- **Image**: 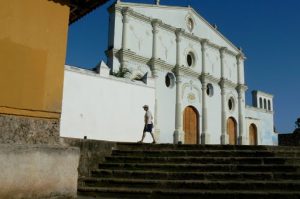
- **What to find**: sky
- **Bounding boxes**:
[66,0,300,134]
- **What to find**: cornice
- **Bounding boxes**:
[236,84,248,92]
[246,105,274,114]
[108,48,243,87]
[200,73,220,84]
[178,66,201,79]
[148,58,174,71]
[218,78,238,88]
[252,90,274,98]
[127,8,152,23]
[108,48,175,71]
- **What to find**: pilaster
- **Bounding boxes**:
[120,7,132,71]
[219,47,228,144]
[173,28,185,144]
[151,19,162,142]
[236,51,247,144]
[200,39,210,144]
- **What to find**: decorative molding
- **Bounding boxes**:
[200,73,220,84]
[107,47,244,86]
[218,78,238,89]
[181,81,201,103]
[115,2,242,54]
[236,84,248,92]
[178,66,201,79]
[115,5,241,57]
[246,105,274,114]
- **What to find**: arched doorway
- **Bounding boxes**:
[249,123,258,145]
[183,106,199,144]
[227,117,237,145]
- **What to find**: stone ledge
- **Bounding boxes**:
[0,114,60,144]
[0,144,80,199]
[61,137,117,178]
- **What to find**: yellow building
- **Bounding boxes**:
[0,0,109,144]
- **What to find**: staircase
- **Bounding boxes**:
[78,143,300,198]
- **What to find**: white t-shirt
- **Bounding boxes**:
[144,110,153,124]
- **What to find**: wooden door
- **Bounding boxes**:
[227,117,237,145]
[249,124,258,145]
[184,106,199,144]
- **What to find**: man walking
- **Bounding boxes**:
[138,105,156,144]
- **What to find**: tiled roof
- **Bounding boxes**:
[50,0,110,24]
[69,0,110,24]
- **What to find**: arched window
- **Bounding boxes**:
[259,97,263,108]
[268,100,271,111]
[264,99,267,109]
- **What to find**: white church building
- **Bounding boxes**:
[61,1,277,145]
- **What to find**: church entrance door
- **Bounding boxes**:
[249,124,258,145]
[183,106,199,144]
[227,117,237,145]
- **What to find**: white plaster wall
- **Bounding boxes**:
[224,54,238,83]
[60,67,155,142]
[206,82,222,144]
[181,37,202,73]
[155,70,176,143]
[245,106,277,145]
[109,3,244,84]
[206,47,220,78]
[127,4,239,53]
[157,28,176,65]
[127,17,152,58]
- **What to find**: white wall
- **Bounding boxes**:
[155,70,176,143]
[245,106,277,145]
[60,66,155,142]
[128,4,239,53]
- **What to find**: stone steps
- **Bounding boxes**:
[81,177,300,190]
[105,156,300,165]
[90,169,300,181]
[112,149,300,158]
[115,143,300,151]
[98,163,298,172]
[78,187,300,199]
[78,143,300,198]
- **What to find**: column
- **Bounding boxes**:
[236,54,246,145]
[151,19,161,142]
[219,47,228,144]
[120,7,131,72]
[200,39,210,144]
[173,28,184,144]
[121,7,130,50]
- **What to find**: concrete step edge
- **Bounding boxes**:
[78,186,300,194]
[80,177,300,184]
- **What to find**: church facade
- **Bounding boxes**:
[61,1,277,145]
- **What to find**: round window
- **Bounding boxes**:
[187,52,195,67]
[206,83,214,97]
[165,73,175,88]
[228,97,235,111]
